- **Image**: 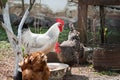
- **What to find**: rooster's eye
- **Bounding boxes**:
[58,24,62,26]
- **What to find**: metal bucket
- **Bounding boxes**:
[17,63,69,80]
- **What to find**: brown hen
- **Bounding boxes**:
[19,51,50,80]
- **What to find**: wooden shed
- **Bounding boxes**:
[77,0,120,43]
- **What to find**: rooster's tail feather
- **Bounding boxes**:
[22,23,29,29]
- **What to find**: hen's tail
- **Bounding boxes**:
[22,23,29,29]
[13,16,29,30]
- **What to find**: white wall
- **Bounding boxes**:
[13,0,68,13]
[11,0,77,13]
[41,0,67,13]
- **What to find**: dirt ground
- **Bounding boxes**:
[0,42,120,80]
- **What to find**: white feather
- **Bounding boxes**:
[21,22,61,54]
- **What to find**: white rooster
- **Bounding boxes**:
[21,18,64,54]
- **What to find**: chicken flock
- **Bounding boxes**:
[19,19,86,80]
[19,18,64,80]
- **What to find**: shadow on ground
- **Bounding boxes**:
[63,74,89,80]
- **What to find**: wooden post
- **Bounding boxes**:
[100,6,105,44]
[21,0,25,15]
[78,0,88,44]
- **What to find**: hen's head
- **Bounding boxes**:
[56,18,64,32]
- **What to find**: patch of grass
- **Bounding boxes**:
[87,29,120,44]
[0,53,4,60]
[0,41,11,49]
[95,70,119,76]
[59,29,69,43]
[0,41,13,60]
[0,24,18,41]
[89,64,93,69]
[0,24,70,43]
[0,41,10,60]
[0,26,8,41]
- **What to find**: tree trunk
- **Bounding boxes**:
[1,1,35,79]
[2,3,22,79]
[100,6,105,44]
[78,1,88,44]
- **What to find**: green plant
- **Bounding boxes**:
[0,26,8,41]
[0,24,18,41]
[0,41,10,49]
[59,29,69,43]
[95,71,119,76]
[21,46,26,57]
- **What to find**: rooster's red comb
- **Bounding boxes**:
[56,18,64,25]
